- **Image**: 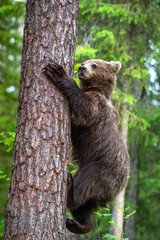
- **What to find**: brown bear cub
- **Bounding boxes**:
[43,60,130,234]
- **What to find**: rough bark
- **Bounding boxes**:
[124,135,138,240]
[3,0,79,239]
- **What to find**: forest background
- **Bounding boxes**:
[0,0,160,240]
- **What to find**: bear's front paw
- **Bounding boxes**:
[42,62,67,81]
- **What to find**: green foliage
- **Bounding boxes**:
[75,45,97,62]
[128,111,150,132]
[73,63,81,84]
[66,211,72,218]
[102,233,122,239]
[124,210,136,220]
[0,169,10,181]
[68,162,77,174]
[0,219,4,238]
[0,1,25,238]
[94,205,135,240]
[102,221,129,239]
[113,89,137,106]
[0,0,25,131]
[0,132,15,152]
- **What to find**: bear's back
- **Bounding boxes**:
[71,92,128,170]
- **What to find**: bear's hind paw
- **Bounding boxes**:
[66,219,92,234]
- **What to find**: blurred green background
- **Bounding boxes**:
[0,0,160,239]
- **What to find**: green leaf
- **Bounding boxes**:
[124,210,136,220]
[0,131,15,152]
[66,212,72,217]
[108,221,119,229]
[102,233,119,239]
[70,169,77,174]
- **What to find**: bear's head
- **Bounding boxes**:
[78,59,121,98]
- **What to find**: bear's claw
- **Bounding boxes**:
[42,62,67,79]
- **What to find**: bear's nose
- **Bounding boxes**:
[78,65,87,73]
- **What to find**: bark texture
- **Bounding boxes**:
[3,0,79,239]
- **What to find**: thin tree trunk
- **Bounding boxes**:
[109,11,131,235]
[109,78,140,240]
[124,135,138,240]
[109,102,129,239]
[123,70,141,240]
[3,0,79,239]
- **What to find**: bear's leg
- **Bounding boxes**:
[67,162,103,210]
[66,201,94,234]
[66,163,104,234]
[67,172,75,209]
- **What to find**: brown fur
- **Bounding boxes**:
[43,60,130,234]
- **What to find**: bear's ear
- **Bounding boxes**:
[109,61,121,73]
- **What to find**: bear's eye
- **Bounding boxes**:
[91,64,97,70]
[108,79,112,83]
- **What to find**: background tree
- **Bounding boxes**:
[3,0,79,239]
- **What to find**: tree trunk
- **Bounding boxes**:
[124,135,138,240]
[109,101,129,240]
[109,15,131,236]
[3,0,79,239]
[109,74,140,240]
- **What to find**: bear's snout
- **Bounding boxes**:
[78,65,87,74]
